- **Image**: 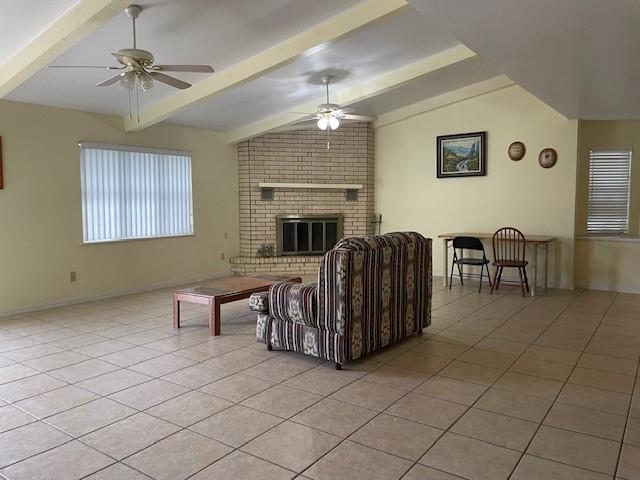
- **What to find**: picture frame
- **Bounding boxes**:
[436,131,487,178]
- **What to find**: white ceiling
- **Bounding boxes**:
[0,0,80,64]
[408,0,640,120]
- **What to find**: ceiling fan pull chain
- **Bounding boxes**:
[128,87,132,120]
[136,83,140,123]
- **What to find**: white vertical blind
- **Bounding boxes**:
[587,147,632,235]
[80,144,193,243]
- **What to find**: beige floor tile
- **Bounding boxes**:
[124,430,232,480]
[145,390,232,427]
[585,341,640,360]
[0,373,68,403]
[522,345,581,366]
[410,339,469,359]
[127,354,196,377]
[161,364,234,388]
[625,417,640,446]
[569,367,635,394]
[362,365,431,390]
[283,367,358,395]
[330,380,407,411]
[81,412,180,460]
[527,425,620,475]
[402,464,465,479]
[388,351,452,374]
[494,372,564,400]
[242,421,340,473]
[191,451,294,480]
[100,346,164,367]
[46,397,136,436]
[386,392,467,429]
[72,339,133,357]
[14,385,98,418]
[304,440,411,480]
[511,455,610,480]
[474,338,528,356]
[544,402,627,441]
[420,432,520,480]
[292,398,376,437]
[84,462,150,480]
[202,350,270,372]
[243,356,319,383]
[349,413,442,461]
[629,395,640,418]
[75,369,152,396]
[618,443,640,480]
[200,372,274,402]
[509,357,573,381]
[0,405,35,433]
[535,334,588,352]
[50,334,107,350]
[414,375,487,406]
[451,408,537,451]
[241,385,322,418]
[1,440,113,480]
[108,379,189,410]
[191,404,281,447]
[48,359,120,383]
[3,344,64,362]
[439,360,503,386]
[457,348,517,370]
[557,383,631,416]
[0,421,71,467]
[172,342,236,361]
[0,364,40,384]
[577,353,639,376]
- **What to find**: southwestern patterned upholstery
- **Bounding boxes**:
[250,232,432,366]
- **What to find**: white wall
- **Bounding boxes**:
[375,85,578,288]
[0,100,238,314]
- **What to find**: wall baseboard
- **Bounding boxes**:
[0,270,232,318]
[575,281,640,295]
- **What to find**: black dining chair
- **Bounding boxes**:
[449,236,493,293]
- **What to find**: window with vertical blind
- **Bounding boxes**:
[80,143,193,243]
[587,147,632,235]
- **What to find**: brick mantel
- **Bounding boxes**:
[233,123,375,274]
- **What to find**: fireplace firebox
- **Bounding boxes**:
[277,214,343,256]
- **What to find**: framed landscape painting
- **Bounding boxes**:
[436,131,486,178]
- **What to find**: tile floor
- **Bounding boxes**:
[0,278,639,479]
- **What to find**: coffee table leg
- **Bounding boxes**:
[173,295,180,329]
[209,298,222,336]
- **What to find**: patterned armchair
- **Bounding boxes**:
[249,232,432,369]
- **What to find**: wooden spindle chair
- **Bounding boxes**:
[490,227,530,297]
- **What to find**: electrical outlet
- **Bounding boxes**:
[224,232,228,240]
[220,252,225,260]
[70,271,77,283]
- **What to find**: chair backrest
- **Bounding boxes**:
[317,232,432,360]
[492,227,526,262]
[453,236,485,252]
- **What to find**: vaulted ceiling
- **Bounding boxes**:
[1,0,638,143]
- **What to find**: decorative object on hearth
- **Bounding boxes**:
[0,136,3,190]
[257,244,275,257]
[437,132,487,178]
[508,141,526,161]
[538,148,557,168]
[49,5,214,121]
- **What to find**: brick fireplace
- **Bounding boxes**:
[230,122,375,276]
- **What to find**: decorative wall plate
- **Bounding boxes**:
[538,148,557,168]
[508,141,526,161]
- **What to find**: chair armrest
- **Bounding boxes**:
[268,281,318,327]
[248,292,269,313]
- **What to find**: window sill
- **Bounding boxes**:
[82,234,195,246]
[577,235,640,244]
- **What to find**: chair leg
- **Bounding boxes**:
[335,363,342,370]
[523,268,530,293]
[485,263,493,288]
[478,264,483,293]
[490,267,500,294]
[496,267,504,291]
[449,259,455,290]
[518,267,526,297]
[456,261,464,286]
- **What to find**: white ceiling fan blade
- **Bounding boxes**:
[96,74,123,87]
[152,65,214,73]
[341,114,376,122]
[334,106,355,115]
[150,72,191,89]
[49,65,124,70]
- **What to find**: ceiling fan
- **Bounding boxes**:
[49,5,214,117]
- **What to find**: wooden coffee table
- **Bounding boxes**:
[173,274,301,336]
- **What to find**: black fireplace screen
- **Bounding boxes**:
[277,214,343,255]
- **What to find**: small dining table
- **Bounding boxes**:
[438,232,556,296]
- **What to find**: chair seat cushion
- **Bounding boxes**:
[493,260,528,267]
[455,258,489,265]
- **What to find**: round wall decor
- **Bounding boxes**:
[538,148,557,168]
[508,141,526,161]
